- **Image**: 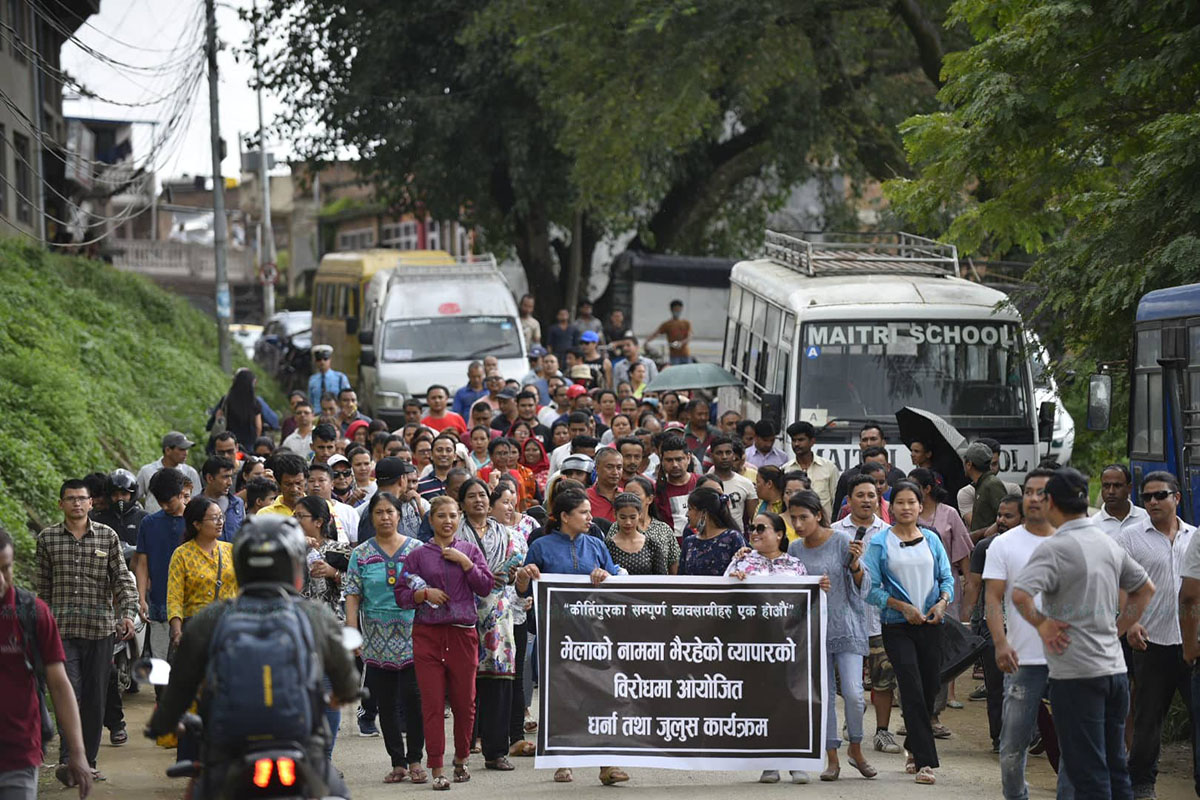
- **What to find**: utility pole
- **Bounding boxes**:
[206,0,232,373]
[254,0,276,321]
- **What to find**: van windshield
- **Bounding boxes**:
[381,316,524,362]
[798,320,1031,428]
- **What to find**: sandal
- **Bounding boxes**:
[384,767,408,784]
[453,762,471,783]
[409,765,429,784]
[554,768,574,783]
[915,766,936,785]
[524,718,539,733]
[599,767,629,785]
[905,753,917,775]
[509,740,536,757]
[471,740,482,754]
[485,757,515,771]
[432,775,451,791]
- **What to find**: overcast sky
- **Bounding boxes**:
[61,0,290,185]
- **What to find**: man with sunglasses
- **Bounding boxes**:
[307,344,351,407]
[1115,470,1196,800]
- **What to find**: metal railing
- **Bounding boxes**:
[763,230,959,277]
[109,240,257,284]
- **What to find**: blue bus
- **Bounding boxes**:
[1090,282,1200,523]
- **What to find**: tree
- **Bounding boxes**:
[259,0,955,315]
[885,0,1200,362]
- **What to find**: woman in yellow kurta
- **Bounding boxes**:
[167,497,238,646]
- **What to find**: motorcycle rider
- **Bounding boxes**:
[91,469,147,548]
[145,515,360,799]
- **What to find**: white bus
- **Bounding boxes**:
[720,231,1054,482]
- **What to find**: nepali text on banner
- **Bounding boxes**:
[533,575,828,770]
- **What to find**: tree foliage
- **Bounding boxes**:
[886,0,1200,361]
[258,0,954,313]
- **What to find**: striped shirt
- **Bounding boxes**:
[36,520,139,640]
[1114,518,1197,646]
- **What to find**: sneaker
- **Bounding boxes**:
[991,740,1000,754]
[1028,734,1045,755]
[356,709,380,738]
[969,685,988,701]
[759,770,780,784]
[873,730,902,754]
[1132,786,1157,800]
[789,771,809,784]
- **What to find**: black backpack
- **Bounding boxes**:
[15,587,55,742]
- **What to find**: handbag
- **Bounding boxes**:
[939,616,987,683]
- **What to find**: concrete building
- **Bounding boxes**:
[0,0,99,242]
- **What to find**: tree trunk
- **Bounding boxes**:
[511,200,563,323]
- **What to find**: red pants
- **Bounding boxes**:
[413,623,479,768]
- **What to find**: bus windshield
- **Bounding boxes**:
[381,316,524,362]
[798,320,1031,428]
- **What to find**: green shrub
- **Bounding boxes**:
[0,239,282,584]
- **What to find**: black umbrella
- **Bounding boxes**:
[894,407,969,500]
[939,617,987,683]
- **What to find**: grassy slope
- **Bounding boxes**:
[0,238,282,582]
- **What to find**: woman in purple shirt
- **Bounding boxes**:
[396,496,493,790]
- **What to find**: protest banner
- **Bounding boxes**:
[534,575,827,770]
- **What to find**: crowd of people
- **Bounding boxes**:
[2,305,1199,799]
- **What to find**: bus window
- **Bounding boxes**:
[728,285,742,320]
[1189,326,1200,459]
[765,304,781,345]
[1132,327,1164,458]
[774,348,791,397]
[782,313,796,346]
[738,290,753,327]
[751,296,767,338]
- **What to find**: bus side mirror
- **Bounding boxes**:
[761,393,784,433]
[1038,401,1056,441]
[359,351,376,367]
[1087,374,1112,431]
[345,316,359,335]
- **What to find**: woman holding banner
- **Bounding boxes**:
[860,481,955,786]
[785,491,877,782]
[516,488,630,786]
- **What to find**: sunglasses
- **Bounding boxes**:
[331,470,353,479]
[750,524,774,534]
[1143,490,1175,503]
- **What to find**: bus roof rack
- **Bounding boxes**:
[763,230,959,278]
[385,253,500,286]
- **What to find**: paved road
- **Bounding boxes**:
[41,674,1197,799]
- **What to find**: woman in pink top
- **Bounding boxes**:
[396,496,494,790]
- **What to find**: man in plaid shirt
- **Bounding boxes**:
[36,479,138,786]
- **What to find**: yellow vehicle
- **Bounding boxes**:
[311,249,456,376]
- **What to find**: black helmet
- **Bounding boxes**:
[232,514,307,586]
[106,469,138,497]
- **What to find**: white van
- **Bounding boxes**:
[357,254,527,427]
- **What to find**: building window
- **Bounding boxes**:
[426,220,440,250]
[0,125,7,218]
[336,227,374,250]
[8,0,28,63]
[456,225,470,256]
[381,220,418,250]
[13,134,32,225]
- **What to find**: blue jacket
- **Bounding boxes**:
[308,369,351,407]
[452,385,489,418]
[861,526,955,625]
[220,492,245,543]
[524,529,618,576]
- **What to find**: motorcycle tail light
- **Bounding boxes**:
[252,758,273,788]
[276,758,296,787]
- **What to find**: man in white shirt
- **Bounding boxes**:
[832,476,895,754]
[1091,463,1151,537]
[707,435,757,530]
[136,432,202,514]
[981,468,1061,800]
[280,400,315,457]
[1115,470,1196,799]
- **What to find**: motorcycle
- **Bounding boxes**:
[134,628,365,800]
[114,543,147,694]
